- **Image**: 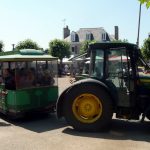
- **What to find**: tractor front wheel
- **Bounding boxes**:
[63,85,113,131]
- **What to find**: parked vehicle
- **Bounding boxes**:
[0,49,58,118]
[56,42,150,131]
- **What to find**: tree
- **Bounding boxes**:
[0,41,4,52]
[15,39,41,50]
[141,38,150,60]
[80,40,96,55]
[49,39,70,66]
[139,0,150,8]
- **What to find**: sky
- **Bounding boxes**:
[0,0,150,51]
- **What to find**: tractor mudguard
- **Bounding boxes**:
[56,78,116,118]
[56,86,72,118]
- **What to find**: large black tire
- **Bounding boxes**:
[63,84,113,132]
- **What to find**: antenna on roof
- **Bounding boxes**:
[62,19,66,27]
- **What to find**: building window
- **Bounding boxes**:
[71,46,78,54]
[71,32,76,42]
[102,33,106,41]
[72,47,75,53]
[86,33,92,41]
[75,46,77,54]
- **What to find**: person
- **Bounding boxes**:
[21,68,35,88]
[16,68,35,88]
[41,70,54,86]
[64,64,69,74]
[94,67,101,78]
[27,68,35,85]
[58,65,62,77]
[3,69,16,90]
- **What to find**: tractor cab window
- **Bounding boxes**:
[90,50,104,79]
[106,48,132,88]
[107,48,131,81]
[106,47,133,107]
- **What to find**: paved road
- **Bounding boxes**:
[0,77,150,150]
[58,76,72,94]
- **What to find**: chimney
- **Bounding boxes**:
[114,26,119,40]
[63,25,70,39]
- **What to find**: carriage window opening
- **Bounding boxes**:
[15,60,57,89]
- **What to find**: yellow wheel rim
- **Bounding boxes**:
[72,93,102,123]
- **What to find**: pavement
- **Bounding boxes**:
[58,76,72,94]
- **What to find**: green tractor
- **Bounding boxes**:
[56,42,150,131]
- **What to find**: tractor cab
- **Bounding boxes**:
[88,43,150,118]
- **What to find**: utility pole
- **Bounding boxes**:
[136,3,142,47]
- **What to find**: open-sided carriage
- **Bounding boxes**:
[0,49,58,118]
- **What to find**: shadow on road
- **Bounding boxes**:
[0,113,67,133]
[62,119,150,142]
[1,112,150,143]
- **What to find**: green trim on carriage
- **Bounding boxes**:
[0,86,58,112]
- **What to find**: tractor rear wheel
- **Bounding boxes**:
[63,84,113,131]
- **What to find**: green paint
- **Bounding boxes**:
[0,86,58,114]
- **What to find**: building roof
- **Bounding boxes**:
[64,27,115,42]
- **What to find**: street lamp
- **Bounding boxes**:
[136,3,142,47]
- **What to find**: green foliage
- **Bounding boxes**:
[15,39,41,50]
[139,0,150,8]
[141,38,150,60]
[0,41,4,52]
[80,40,96,54]
[49,39,70,61]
